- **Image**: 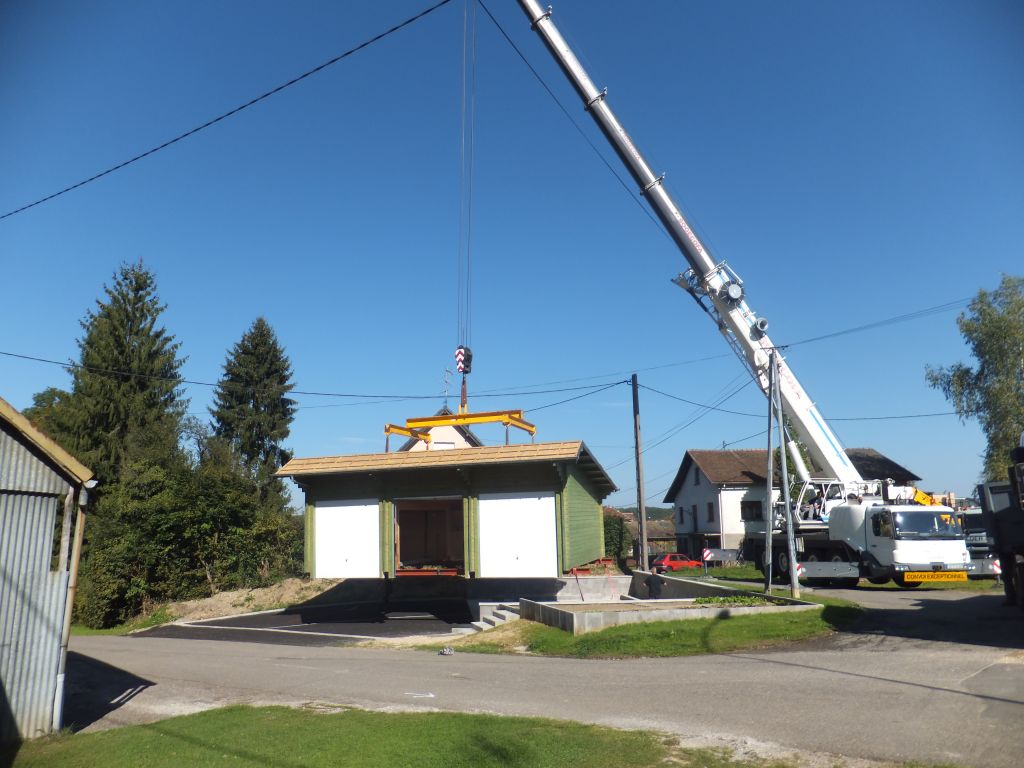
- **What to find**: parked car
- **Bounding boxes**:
[651,553,702,571]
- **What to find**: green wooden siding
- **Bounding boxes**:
[298,459,608,577]
[303,499,315,575]
[560,467,604,570]
[380,499,394,576]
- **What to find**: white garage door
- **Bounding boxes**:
[478,492,557,577]
[314,499,380,578]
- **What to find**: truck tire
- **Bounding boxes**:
[894,573,922,589]
[774,550,791,583]
[1016,562,1024,611]
[867,576,890,585]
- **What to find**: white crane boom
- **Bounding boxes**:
[518,0,862,486]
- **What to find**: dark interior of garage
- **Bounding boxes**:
[395,499,464,575]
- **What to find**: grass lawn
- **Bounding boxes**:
[7,706,668,768]
[70,606,178,636]
[449,594,861,659]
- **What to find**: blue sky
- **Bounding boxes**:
[2,0,1021,506]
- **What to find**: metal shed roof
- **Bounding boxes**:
[278,440,617,497]
[0,395,93,487]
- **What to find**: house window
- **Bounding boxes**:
[741,500,763,521]
[678,506,685,523]
[691,504,697,524]
[694,470,700,486]
[706,502,715,523]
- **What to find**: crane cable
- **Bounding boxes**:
[456,0,478,350]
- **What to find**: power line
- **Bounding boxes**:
[0,348,623,403]
[638,383,762,418]
[526,379,627,413]
[0,0,454,222]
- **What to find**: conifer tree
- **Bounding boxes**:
[66,261,186,482]
[210,317,296,497]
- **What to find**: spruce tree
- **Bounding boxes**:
[210,317,296,497]
[66,261,186,482]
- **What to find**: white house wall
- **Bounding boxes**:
[478,492,557,577]
[406,425,471,452]
[669,465,777,549]
[314,499,380,578]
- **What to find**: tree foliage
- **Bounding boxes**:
[29,263,303,628]
[926,275,1024,481]
[210,317,296,499]
[603,508,634,562]
[65,261,187,482]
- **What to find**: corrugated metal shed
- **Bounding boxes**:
[0,396,92,745]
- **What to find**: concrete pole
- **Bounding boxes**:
[763,354,775,593]
[632,374,649,571]
[773,354,800,598]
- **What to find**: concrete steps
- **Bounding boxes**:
[465,602,521,633]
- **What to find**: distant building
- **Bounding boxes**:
[663,447,924,555]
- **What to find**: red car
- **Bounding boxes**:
[651,553,703,571]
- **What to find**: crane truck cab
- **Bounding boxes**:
[826,502,970,586]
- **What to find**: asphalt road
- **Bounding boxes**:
[66,586,1024,767]
[138,600,476,647]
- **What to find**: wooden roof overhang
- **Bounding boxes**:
[278,440,617,499]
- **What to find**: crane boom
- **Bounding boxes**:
[518,0,862,486]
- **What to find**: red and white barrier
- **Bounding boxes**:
[993,560,1002,576]
[796,563,806,578]
[702,548,712,562]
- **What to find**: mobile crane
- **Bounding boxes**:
[518,0,972,586]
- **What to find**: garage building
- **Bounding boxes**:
[277,441,615,579]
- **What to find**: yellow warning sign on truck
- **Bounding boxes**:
[903,571,968,582]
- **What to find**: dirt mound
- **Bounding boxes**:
[166,578,342,622]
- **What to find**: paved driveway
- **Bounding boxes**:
[137,599,476,646]
[67,586,1024,767]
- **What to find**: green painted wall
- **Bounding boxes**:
[303,499,315,575]
[561,467,604,570]
[380,499,394,576]
[298,460,607,577]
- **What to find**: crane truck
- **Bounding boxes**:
[517,0,972,587]
[976,434,1024,608]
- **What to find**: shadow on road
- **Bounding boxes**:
[821,587,1024,650]
[63,652,154,733]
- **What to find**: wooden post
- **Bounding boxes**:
[632,374,649,571]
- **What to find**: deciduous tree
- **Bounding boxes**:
[926,275,1024,480]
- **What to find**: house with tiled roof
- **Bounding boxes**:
[663,447,923,555]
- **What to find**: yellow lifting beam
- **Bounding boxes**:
[384,424,433,453]
[383,409,537,451]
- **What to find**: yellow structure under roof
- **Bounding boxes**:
[384,408,535,451]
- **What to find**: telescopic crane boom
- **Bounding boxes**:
[518,0,862,488]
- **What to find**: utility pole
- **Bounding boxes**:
[772,353,800,598]
[763,355,775,593]
[632,374,649,571]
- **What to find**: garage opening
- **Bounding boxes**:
[394,499,465,576]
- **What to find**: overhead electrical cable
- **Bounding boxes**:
[0,0,454,222]
[525,379,627,414]
[0,349,623,402]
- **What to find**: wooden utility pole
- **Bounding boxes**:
[632,374,649,571]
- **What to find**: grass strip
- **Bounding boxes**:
[451,595,861,659]
[8,705,666,768]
